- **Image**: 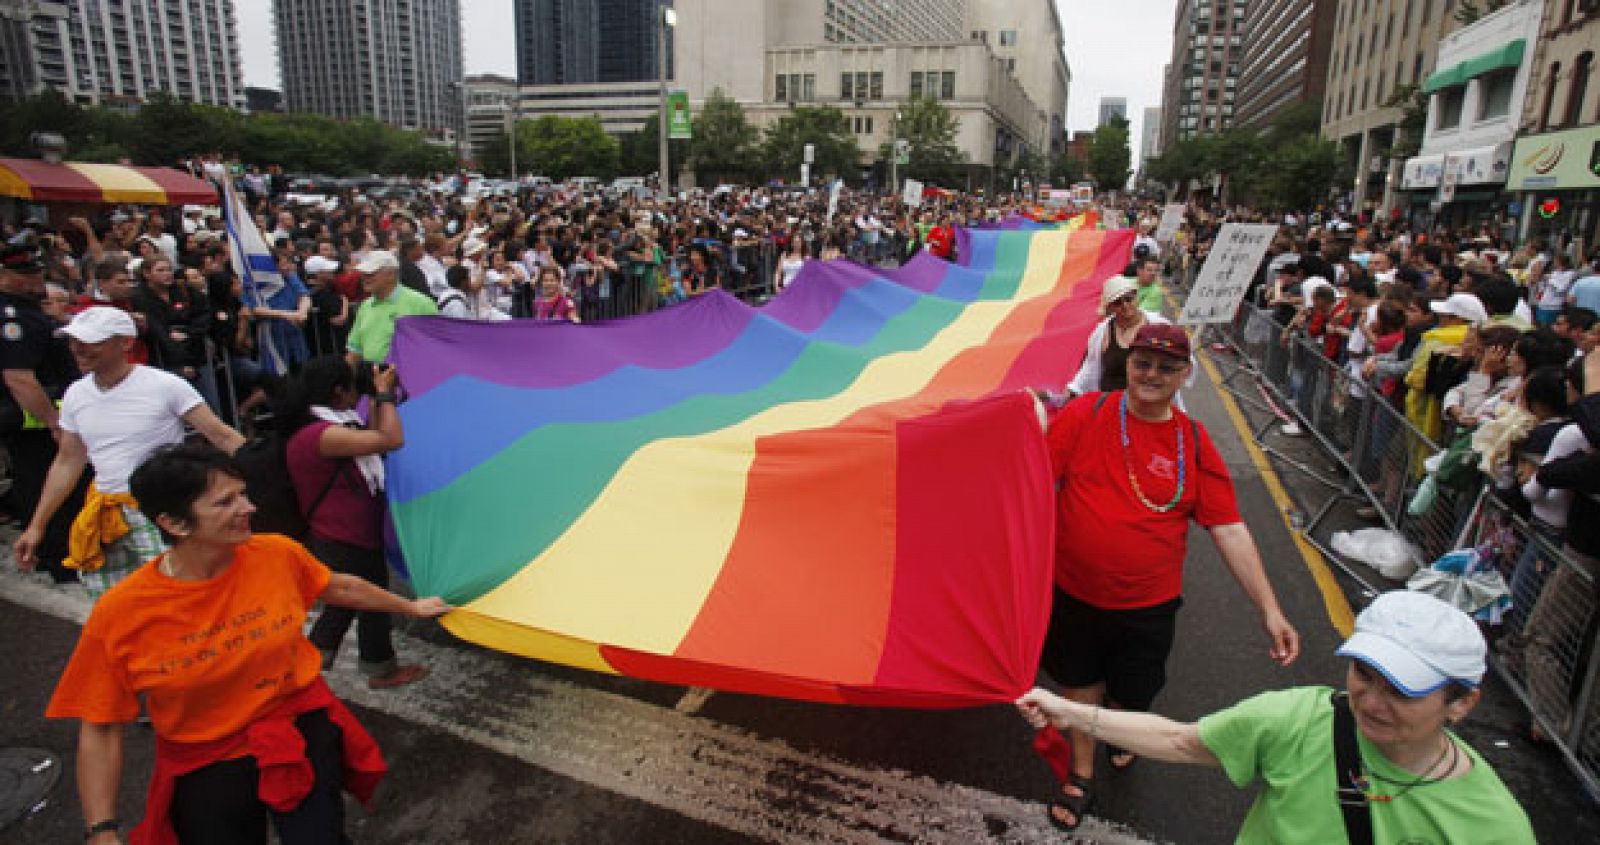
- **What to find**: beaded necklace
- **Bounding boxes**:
[1119,393,1185,513]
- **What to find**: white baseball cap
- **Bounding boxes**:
[461,237,488,258]
[1430,292,1489,327]
[1336,591,1487,696]
[57,306,137,343]
[1100,276,1139,310]
[355,250,399,274]
[304,256,340,275]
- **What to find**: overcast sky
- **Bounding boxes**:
[237,0,1175,160]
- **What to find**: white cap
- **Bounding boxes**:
[1430,292,1489,327]
[1336,591,1487,696]
[57,306,137,343]
[304,256,340,275]
[461,237,487,258]
[355,250,399,274]
[1100,275,1139,310]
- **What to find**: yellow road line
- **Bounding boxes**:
[1195,344,1357,638]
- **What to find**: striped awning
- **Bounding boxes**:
[0,158,218,205]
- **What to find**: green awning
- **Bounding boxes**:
[1422,39,1526,94]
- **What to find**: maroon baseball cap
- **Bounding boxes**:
[1129,323,1191,360]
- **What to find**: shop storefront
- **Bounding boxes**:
[1398,142,1514,235]
[1508,124,1600,259]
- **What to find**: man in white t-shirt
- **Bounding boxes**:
[12,307,243,598]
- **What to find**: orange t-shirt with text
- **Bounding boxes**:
[47,533,332,743]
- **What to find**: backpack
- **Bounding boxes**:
[234,428,342,540]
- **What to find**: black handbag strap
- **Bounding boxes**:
[1331,692,1375,845]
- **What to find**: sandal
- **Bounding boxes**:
[1107,744,1138,770]
[367,664,430,690]
[1046,773,1095,832]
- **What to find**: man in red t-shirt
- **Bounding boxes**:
[925,216,956,261]
[1035,322,1300,831]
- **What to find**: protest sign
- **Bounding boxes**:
[1178,223,1278,325]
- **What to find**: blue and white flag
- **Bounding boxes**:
[207,164,288,374]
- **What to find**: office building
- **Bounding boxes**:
[1396,0,1543,229]
[515,0,671,86]
[965,0,1070,155]
[1099,97,1127,126]
[1507,0,1599,255]
[275,0,462,136]
[1159,0,1248,153]
[0,0,244,108]
[1321,0,1459,215]
[1233,0,1337,127]
[671,0,1064,185]
[1140,105,1162,163]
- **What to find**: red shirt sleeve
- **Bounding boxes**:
[1045,392,1097,480]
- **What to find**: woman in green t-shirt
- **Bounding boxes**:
[1017,591,1535,843]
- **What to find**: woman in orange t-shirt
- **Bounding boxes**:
[47,443,450,845]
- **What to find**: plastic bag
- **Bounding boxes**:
[1406,547,1512,623]
[1407,475,1439,516]
[1332,527,1423,580]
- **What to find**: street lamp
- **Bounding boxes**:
[503,92,520,180]
[658,6,678,197]
[890,109,901,197]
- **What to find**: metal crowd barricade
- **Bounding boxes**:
[1197,294,1600,802]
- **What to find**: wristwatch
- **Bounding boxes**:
[373,392,397,404]
[85,819,120,840]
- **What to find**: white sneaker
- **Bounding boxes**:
[1280,421,1305,437]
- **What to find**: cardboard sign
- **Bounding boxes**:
[902,178,924,208]
[1179,223,1278,326]
[1155,203,1185,244]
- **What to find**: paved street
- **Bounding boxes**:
[2,337,1595,844]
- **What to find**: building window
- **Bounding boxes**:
[1565,51,1593,127]
[870,71,882,100]
[776,73,787,101]
[909,71,922,98]
[1477,69,1515,120]
[1436,87,1465,130]
[841,72,853,100]
[1541,61,1562,129]
[940,71,955,99]
[803,73,815,102]
[999,29,1017,46]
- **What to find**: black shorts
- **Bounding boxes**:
[1039,588,1182,712]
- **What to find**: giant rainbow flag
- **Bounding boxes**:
[386,226,1134,708]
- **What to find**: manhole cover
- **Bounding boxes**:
[0,748,61,830]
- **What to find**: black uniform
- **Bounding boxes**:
[0,291,82,581]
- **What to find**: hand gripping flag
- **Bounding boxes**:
[207,164,288,374]
[386,227,1134,707]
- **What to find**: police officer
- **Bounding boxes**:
[1,242,81,582]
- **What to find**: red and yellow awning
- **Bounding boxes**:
[0,158,217,206]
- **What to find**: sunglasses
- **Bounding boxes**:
[1129,357,1186,376]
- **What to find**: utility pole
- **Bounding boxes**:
[506,94,518,180]
[657,7,677,197]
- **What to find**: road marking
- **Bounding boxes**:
[1194,347,1357,637]
[1,568,1163,845]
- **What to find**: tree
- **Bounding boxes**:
[615,113,689,185]
[761,106,860,184]
[1258,134,1347,210]
[1087,116,1132,192]
[881,96,964,184]
[516,115,620,180]
[1453,0,1510,25]
[688,88,759,184]
[129,93,244,165]
[1047,152,1084,186]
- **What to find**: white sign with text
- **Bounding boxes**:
[1179,223,1278,326]
[1155,203,1186,244]
[902,179,924,208]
